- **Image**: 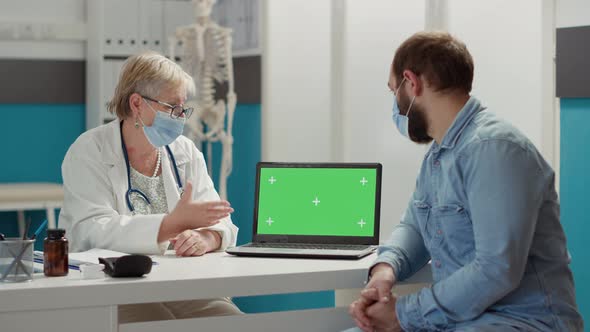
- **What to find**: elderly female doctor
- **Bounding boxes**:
[59,51,241,322]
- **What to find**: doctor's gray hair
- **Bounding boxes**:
[107,51,196,119]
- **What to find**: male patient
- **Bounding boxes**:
[349,32,583,331]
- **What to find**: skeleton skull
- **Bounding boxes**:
[193,0,217,18]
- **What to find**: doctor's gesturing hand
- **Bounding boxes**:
[157,181,234,252]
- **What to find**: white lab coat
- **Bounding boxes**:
[59,120,238,254]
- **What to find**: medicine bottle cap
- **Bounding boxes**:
[47,229,66,240]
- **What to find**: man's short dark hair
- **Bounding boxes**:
[393,31,474,94]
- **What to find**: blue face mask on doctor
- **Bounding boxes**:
[139,98,186,148]
[392,77,416,139]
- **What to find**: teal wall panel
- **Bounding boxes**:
[234,291,335,314]
[0,104,85,249]
[560,98,590,326]
[0,104,85,183]
[204,103,261,245]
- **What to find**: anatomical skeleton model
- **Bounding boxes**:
[169,0,236,200]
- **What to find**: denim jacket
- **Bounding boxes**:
[373,97,583,331]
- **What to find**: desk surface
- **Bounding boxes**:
[0,252,432,313]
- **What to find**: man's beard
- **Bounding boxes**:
[398,92,433,144]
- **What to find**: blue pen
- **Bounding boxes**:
[30,219,48,240]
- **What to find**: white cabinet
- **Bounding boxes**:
[86,0,194,129]
[140,0,165,54]
[213,0,260,56]
[162,0,193,59]
[103,0,140,56]
[86,0,261,129]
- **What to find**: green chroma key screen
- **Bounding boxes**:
[256,167,378,237]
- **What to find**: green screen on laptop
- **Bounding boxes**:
[256,167,378,237]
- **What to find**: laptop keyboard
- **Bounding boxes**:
[244,243,371,251]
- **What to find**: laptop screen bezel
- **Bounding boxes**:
[252,162,382,245]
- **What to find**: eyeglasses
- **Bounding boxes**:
[141,95,194,119]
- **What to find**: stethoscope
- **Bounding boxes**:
[120,121,184,214]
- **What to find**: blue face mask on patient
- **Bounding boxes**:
[391,77,415,139]
[139,99,186,148]
[392,96,410,138]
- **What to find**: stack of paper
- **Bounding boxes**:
[34,249,158,271]
[34,248,130,271]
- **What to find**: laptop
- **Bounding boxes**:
[226,162,382,259]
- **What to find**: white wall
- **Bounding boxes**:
[261,0,333,162]
[337,0,426,239]
[447,0,553,155]
[262,0,426,239]
[556,0,590,27]
[262,0,554,239]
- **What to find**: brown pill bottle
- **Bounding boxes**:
[44,229,69,277]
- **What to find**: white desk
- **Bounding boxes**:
[0,252,432,332]
[0,183,64,235]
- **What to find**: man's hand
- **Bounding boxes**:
[349,297,374,332]
[169,229,221,256]
[364,263,396,303]
[349,263,397,331]
[363,288,402,332]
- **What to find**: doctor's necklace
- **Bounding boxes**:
[152,148,161,178]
